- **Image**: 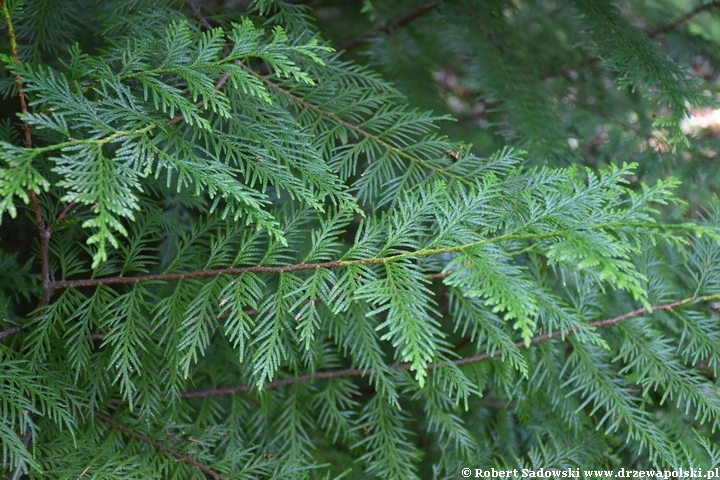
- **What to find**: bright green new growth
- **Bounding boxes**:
[1,0,720,478]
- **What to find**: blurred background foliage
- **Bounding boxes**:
[306,0,720,211]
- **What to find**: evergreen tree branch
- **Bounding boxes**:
[2,1,719,473]
[184,0,469,186]
[181,293,720,398]
[23,125,156,155]
[336,2,440,53]
[49,241,490,290]
[52,257,384,289]
[648,1,720,38]
[169,0,232,127]
[1,0,52,307]
[94,412,227,480]
[49,222,704,291]
[77,1,220,130]
[1,1,31,150]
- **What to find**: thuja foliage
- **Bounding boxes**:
[1,0,720,477]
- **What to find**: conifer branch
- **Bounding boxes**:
[51,201,76,228]
[45,244,461,290]
[1,0,31,150]
[648,1,720,38]
[185,0,468,185]
[24,125,156,155]
[1,0,52,307]
[94,412,227,480]
[49,221,703,291]
[336,2,440,53]
[182,293,720,398]
[43,231,575,289]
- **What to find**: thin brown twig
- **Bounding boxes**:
[94,412,227,480]
[454,295,697,366]
[648,1,720,38]
[181,293,717,398]
[184,0,213,30]
[52,257,384,290]
[50,252,457,290]
[49,222,700,291]
[1,4,48,476]
[54,201,76,224]
[426,270,452,280]
[1,6,31,149]
[0,326,22,340]
[1,0,53,307]
[336,2,440,53]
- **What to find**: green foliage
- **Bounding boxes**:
[1,0,720,478]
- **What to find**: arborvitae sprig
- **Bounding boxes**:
[1,0,720,478]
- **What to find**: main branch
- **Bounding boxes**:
[50,222,703,291]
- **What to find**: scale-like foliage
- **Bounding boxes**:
[1,0,720,478]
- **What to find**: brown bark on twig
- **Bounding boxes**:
[336,3,439,53]
[95,412,227,480]
[648,1,720,38]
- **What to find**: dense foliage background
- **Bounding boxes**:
[2,0,720,478]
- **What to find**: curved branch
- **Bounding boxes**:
[0,326,22,340]
[184,0,213,31]
[337,2,439,52]
[648,1,720,39]
[1,4,49,476]
[1,0,52,306]
[181,293,719,398]
[95,412,227,480]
